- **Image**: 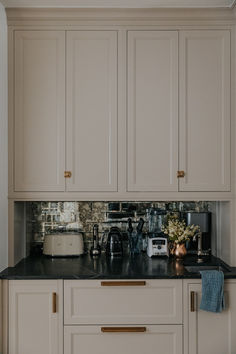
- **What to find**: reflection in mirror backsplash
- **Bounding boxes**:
[26,201,216,255]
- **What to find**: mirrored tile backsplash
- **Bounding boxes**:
[26,201,216,255]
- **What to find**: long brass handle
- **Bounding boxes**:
[190,291,195,312]
[52,292,57,313]
[101,327,146,333]
[101,281,146,287]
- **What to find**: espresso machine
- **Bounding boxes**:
[184,212,211,255]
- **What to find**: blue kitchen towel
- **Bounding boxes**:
[200,270,225,313]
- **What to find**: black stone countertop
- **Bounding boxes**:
[1,253,236,280]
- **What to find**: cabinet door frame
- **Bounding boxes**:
[127,30,179,192]
[184,279,236,354]
[179,30,231,192]
[9,280,63,354]
[8,25,233,199]
[64,279,183,325]
[66,30,118,192]
[64,325,183,354]
[14,30,66,192]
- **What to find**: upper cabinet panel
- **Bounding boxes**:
[179,30,231,192]
[66,31,118,192]
[127,31,178,192]
[14,31,66,192]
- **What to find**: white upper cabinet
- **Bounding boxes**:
[127,31,178,192]
[179,30,231,192]
[11,27,232,196]
[66,31,118,192]
[14,31,66,192]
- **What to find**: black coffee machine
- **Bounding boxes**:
[184,212,211,255]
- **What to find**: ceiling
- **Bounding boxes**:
[1,0,236,8]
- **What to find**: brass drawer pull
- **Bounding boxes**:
[190,291,195,312]
[101,327,146,333]
[101,281,146,287]
[52,292,57,313]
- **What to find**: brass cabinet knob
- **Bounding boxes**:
[177,170,185,178]
[64,171,72,178]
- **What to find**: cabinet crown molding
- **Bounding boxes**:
[5,7,236,24]
[2,0,236,8]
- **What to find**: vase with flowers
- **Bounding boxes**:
[162,215,200,259]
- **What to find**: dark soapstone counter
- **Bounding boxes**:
[1,253,236,280]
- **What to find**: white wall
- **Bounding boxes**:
[0,3,8,271]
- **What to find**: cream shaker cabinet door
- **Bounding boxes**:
[184,281,236,354]
[179,31,230,192]
[9,280,63,354]
[64,325,183,354]
[127,31,178,192]
[64,279,182,325]
[66,31,118,192]
[14,31,66,192]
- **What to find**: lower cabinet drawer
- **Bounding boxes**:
[64,279,182,325]
[64,325,183,354]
